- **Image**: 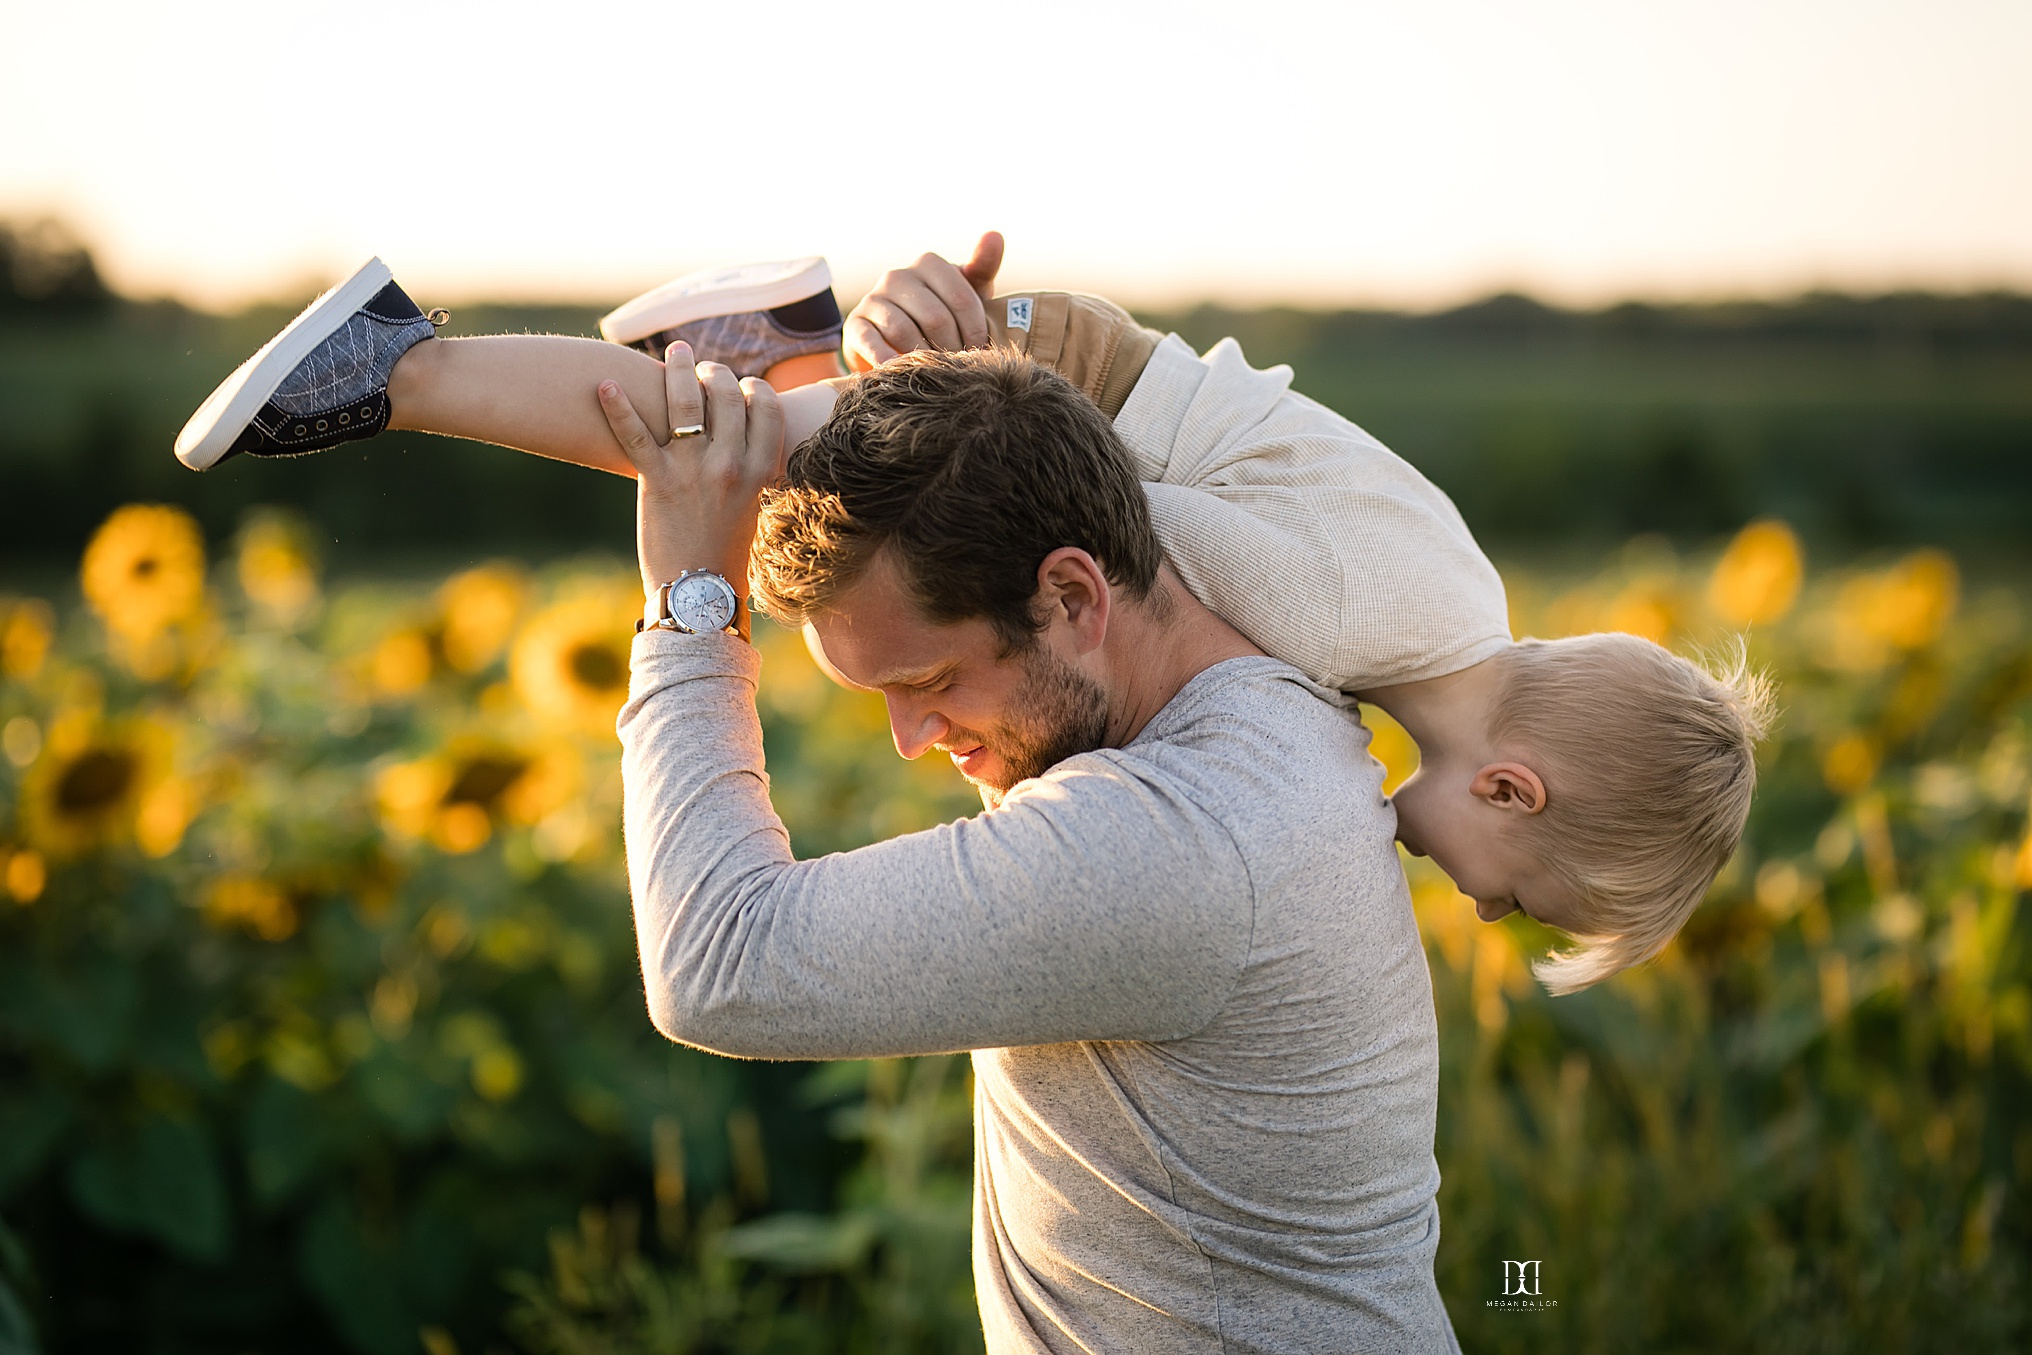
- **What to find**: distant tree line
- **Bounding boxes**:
[0,218,112,315]
[2,219,2029,565]
[1149,287,2032,349]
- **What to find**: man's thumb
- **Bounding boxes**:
[961,231,1004,301]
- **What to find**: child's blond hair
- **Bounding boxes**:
[1489,633,1775,994]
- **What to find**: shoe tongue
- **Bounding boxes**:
[364,280,425,322]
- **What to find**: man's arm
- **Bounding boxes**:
[619,636,1251,1060]
[599,366,1250,1061]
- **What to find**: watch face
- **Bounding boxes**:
[669,573,737,633]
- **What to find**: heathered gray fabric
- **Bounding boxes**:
[620,643,1459,1354]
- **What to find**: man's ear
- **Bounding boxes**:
[1035,547,1110,654]
[1469,761,1548,815]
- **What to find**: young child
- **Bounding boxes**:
[174,243,1770,994]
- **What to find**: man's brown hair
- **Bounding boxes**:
[752,348,1164,649]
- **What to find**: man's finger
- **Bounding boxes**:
[697,362,748,481]
[597,380,660,473]
[961,231,1005,305]
[911,251,990,349]
[844,316,899,371]
[664,340,705,436]
[739,377,787,482]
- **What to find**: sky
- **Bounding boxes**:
[3,0,2027,312]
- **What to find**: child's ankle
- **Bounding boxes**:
[763,350,845,390]
[383,331,442,430]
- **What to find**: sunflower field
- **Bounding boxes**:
[1,506,2027,1353]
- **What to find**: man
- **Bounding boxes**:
[598,347,1459,1353]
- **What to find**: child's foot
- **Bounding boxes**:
[599,257,842,381]
[174,258,438,471]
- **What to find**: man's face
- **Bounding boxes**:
[808,553,1110,803]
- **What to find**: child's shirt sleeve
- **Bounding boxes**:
[1117,334,1512,690]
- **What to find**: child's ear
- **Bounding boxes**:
[1470,762,1548,815]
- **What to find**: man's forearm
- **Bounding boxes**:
[618,634,1249,1061]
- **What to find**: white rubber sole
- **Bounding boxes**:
[598,256,831,348]
[174,257,394,471]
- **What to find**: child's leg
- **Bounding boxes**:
[174,257,843,475]
[386,333,841,477]
[386,334,663,478]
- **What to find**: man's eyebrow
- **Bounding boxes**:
[868,660,957,689]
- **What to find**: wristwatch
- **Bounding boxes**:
[639,570,748,640]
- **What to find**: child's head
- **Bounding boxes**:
[1392,633,1774,995]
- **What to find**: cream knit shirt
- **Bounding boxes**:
[1121,333,1510,691]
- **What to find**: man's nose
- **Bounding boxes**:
[885,694,948,761]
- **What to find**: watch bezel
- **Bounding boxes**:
[647,570,740,635]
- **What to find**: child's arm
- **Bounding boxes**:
[846,246,1511,692]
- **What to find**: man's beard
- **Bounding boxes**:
[967,646,1111,806]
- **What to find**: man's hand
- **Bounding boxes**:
[597,340,784,600]
[844,231,1005,371]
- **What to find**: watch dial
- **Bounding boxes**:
[671,574,736,633]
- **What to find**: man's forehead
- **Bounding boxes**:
[807,554,994,688]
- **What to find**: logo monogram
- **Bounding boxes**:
[1006,297,1034,332]
[1502,1260,1541,1296]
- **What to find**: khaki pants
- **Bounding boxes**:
[984,292,1161,421]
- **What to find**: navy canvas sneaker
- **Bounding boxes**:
[599,256,842,379]
[174,258,439,471]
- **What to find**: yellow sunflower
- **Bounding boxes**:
[370,628,435,697]
[1,600,54,680]
[1826,550,1961,671]
[235,512,321,624]
[203,873,298,941]
[511,580,639,735]
[80,505,207,643]
[374,738,581,854]
[18,711,172,858]
[1603,576,1683,645]
[1708,519,1803,626]
[439,565,528,674]
[3,848,46,904]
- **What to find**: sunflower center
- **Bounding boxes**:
[56,748,138,815]
[568,642,624,692]
[444,756,529,809]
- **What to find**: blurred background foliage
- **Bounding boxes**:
[0,224,2028,1351]
[4,219,2032,574]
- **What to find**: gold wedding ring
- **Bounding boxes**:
[670,423,706,439]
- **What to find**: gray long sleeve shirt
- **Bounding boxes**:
[620,638,1459,1352]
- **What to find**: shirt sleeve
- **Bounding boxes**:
[1118,336,1513,689]
[618,632,1256,1061]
